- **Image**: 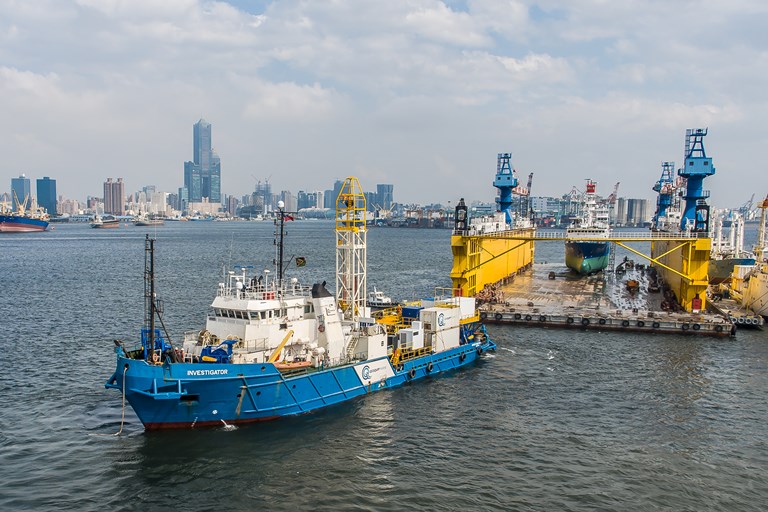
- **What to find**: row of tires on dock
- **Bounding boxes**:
[729,315,762,326]
[479,311,728,334]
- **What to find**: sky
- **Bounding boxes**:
[1,0,766,208]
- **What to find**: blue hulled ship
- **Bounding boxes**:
[565,180,611,275]
[0,199,49,232]
[105,178,496,430]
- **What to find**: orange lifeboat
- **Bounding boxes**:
[274,360,312,371]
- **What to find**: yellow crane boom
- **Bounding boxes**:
[267,330,295,363]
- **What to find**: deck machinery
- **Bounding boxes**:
[451,153,535,296]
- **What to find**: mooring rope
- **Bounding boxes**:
[114,365,128,436]
[91,365,128,437]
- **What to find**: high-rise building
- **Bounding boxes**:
[280,191,296,212]
[364,192,377,211]
[11,174,31,211]
[178,186,189,212]
[184,118,221,203]
[226,195,238,217]
[615,198,627,226]
[376,184,394,210]
[36,176,57,215]
[103,178,126,215]
[252,180,272,213]
[626,198,649,226]
[297,190,323,210]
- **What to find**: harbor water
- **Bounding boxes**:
[1,222,767,511]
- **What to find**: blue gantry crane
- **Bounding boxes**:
[652,161,676,229]
[679,128,715,232]
[493,153,518,225]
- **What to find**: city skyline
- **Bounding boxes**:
[1,2,764,209]
[2,167,658,226]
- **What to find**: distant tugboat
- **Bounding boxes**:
[367,286,396,308]
[105,178,496,430]
[565,179,611,275]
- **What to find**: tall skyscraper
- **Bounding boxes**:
[36,176,57,215]
[103,178,126,215]
[184,118,221,203]
[11,174,31,211]
[376,184,394,210]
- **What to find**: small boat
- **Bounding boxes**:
[91,215,120,228]
[105,181,496,430]
[626,279,640,294]
[367,286,396,308]
[274,360,313,371]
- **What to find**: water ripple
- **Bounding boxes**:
[1,223,768,511]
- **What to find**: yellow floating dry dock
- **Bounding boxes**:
[453,230,711,313]
[450,228,535,297]
[649,237,711,312]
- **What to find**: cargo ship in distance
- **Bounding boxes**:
[105,178,496,430]
[565,179,611,275]
[90,215,120,228]
[0,198,49,233]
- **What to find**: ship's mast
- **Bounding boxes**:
[274,200,289,292]
[144,234,156,360]
[335,177,367,321]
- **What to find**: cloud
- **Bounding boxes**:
[242,80,340,120]
[405,2,491,47]
[0,0,764,208]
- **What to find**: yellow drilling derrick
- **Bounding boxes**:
[335,177,367,321]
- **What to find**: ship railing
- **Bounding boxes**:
[471,230,701,240]
[393,346,433,365]
[217,284,314,299]
[452,226,533,237]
